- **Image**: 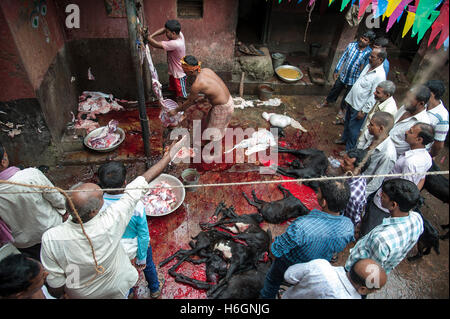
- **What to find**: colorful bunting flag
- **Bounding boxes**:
[428,0,449,49]
[273,0,448,49]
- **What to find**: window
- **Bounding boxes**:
[177,0,203,19]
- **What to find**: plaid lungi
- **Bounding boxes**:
[203,95,234,141]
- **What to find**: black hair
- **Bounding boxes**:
[425,80,446,100]
[165,19,181,34]
[362,30,376,42]
[376,48,387,62]
[184,55,198,66]
[98,161,127,189]
[318,179,351,212]
[347,148,371,173]
[412,85,431,104]
[414,122,435,146]
[381,178,420,212]
[374,37,389,48]
[0,254,41,297]
[0,143,4,161]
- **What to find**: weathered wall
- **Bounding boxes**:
[58,0,238,84]
[0,0,76,165]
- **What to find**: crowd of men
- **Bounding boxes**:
[0,21,448,299]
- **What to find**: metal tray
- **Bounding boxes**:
[275,65,304,83]
[83,126,125,153]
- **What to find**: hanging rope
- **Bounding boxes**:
[304,1,316,42]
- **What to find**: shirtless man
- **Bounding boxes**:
[169,55,234,143]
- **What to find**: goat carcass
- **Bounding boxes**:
[242,185,310,224]
[407,216,440,261]
[422,160,449,239]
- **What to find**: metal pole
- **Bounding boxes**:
[125,0,151,166]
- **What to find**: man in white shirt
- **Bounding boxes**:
[336,48,387,151]
[40,141,183,299]
[0,144,67,261]
[281,258,387,299]
[360,122,434,236]
[424,80,448,158]
[357,80,398,148]
[389,85,431,158]
[359,112,397,198]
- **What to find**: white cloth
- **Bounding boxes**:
[357,96,398,148]
[389,106,430,158]
[426,101,449,150]
[345,64,386,113]
[362,137,398,197]
[281,259,361,299]
[41,176,149,299]
[373,148,432,212]
[0,168,66,248]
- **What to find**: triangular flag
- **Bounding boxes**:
[358,0,373,18]
[340,0,352,11]
[374,0,388,18]
[411,0,442,43]
[427,0,449,49]
[402,6,416,37]
[386,0,413,32]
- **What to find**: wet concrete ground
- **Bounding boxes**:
[46,94,449,299]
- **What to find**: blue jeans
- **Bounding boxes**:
[342,102,366,151]
[259,256,292,299]
[143,245,160,293]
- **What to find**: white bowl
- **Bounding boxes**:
[144,173,186,217]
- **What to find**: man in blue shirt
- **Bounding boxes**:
[98,161,162,298]
[259,180,355,299]
[317,30,376,123]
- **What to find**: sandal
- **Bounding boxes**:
[316,101,329,109]
[333,118,345,125]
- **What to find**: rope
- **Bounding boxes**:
[0,180,104,286]
[1,170,448,194]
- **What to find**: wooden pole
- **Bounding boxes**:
[125,0,151,166]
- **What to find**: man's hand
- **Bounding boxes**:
[356,111,366,120]
[333,72,339,81]
[168,109,179,117]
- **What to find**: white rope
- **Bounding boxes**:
[0,170,448,195]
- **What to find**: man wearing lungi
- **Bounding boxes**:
[169,55,235,144]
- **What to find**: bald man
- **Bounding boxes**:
[282,258,387,299]
[40,141,183,299]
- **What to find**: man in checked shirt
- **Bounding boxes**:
[345,179,424,276]
[338,148,371,239]
[316,30,376,123]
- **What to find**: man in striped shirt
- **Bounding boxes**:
[317,31,375,121]
[424,80,448,158]
[259,180,354,299]
[345,179,424,274]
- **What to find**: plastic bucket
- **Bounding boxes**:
[271,53,286,69]
[181,168,200,192]
[258,84,274,101]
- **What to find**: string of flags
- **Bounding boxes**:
[270,0,449,50]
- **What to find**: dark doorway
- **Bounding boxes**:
[236,0,271,45]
